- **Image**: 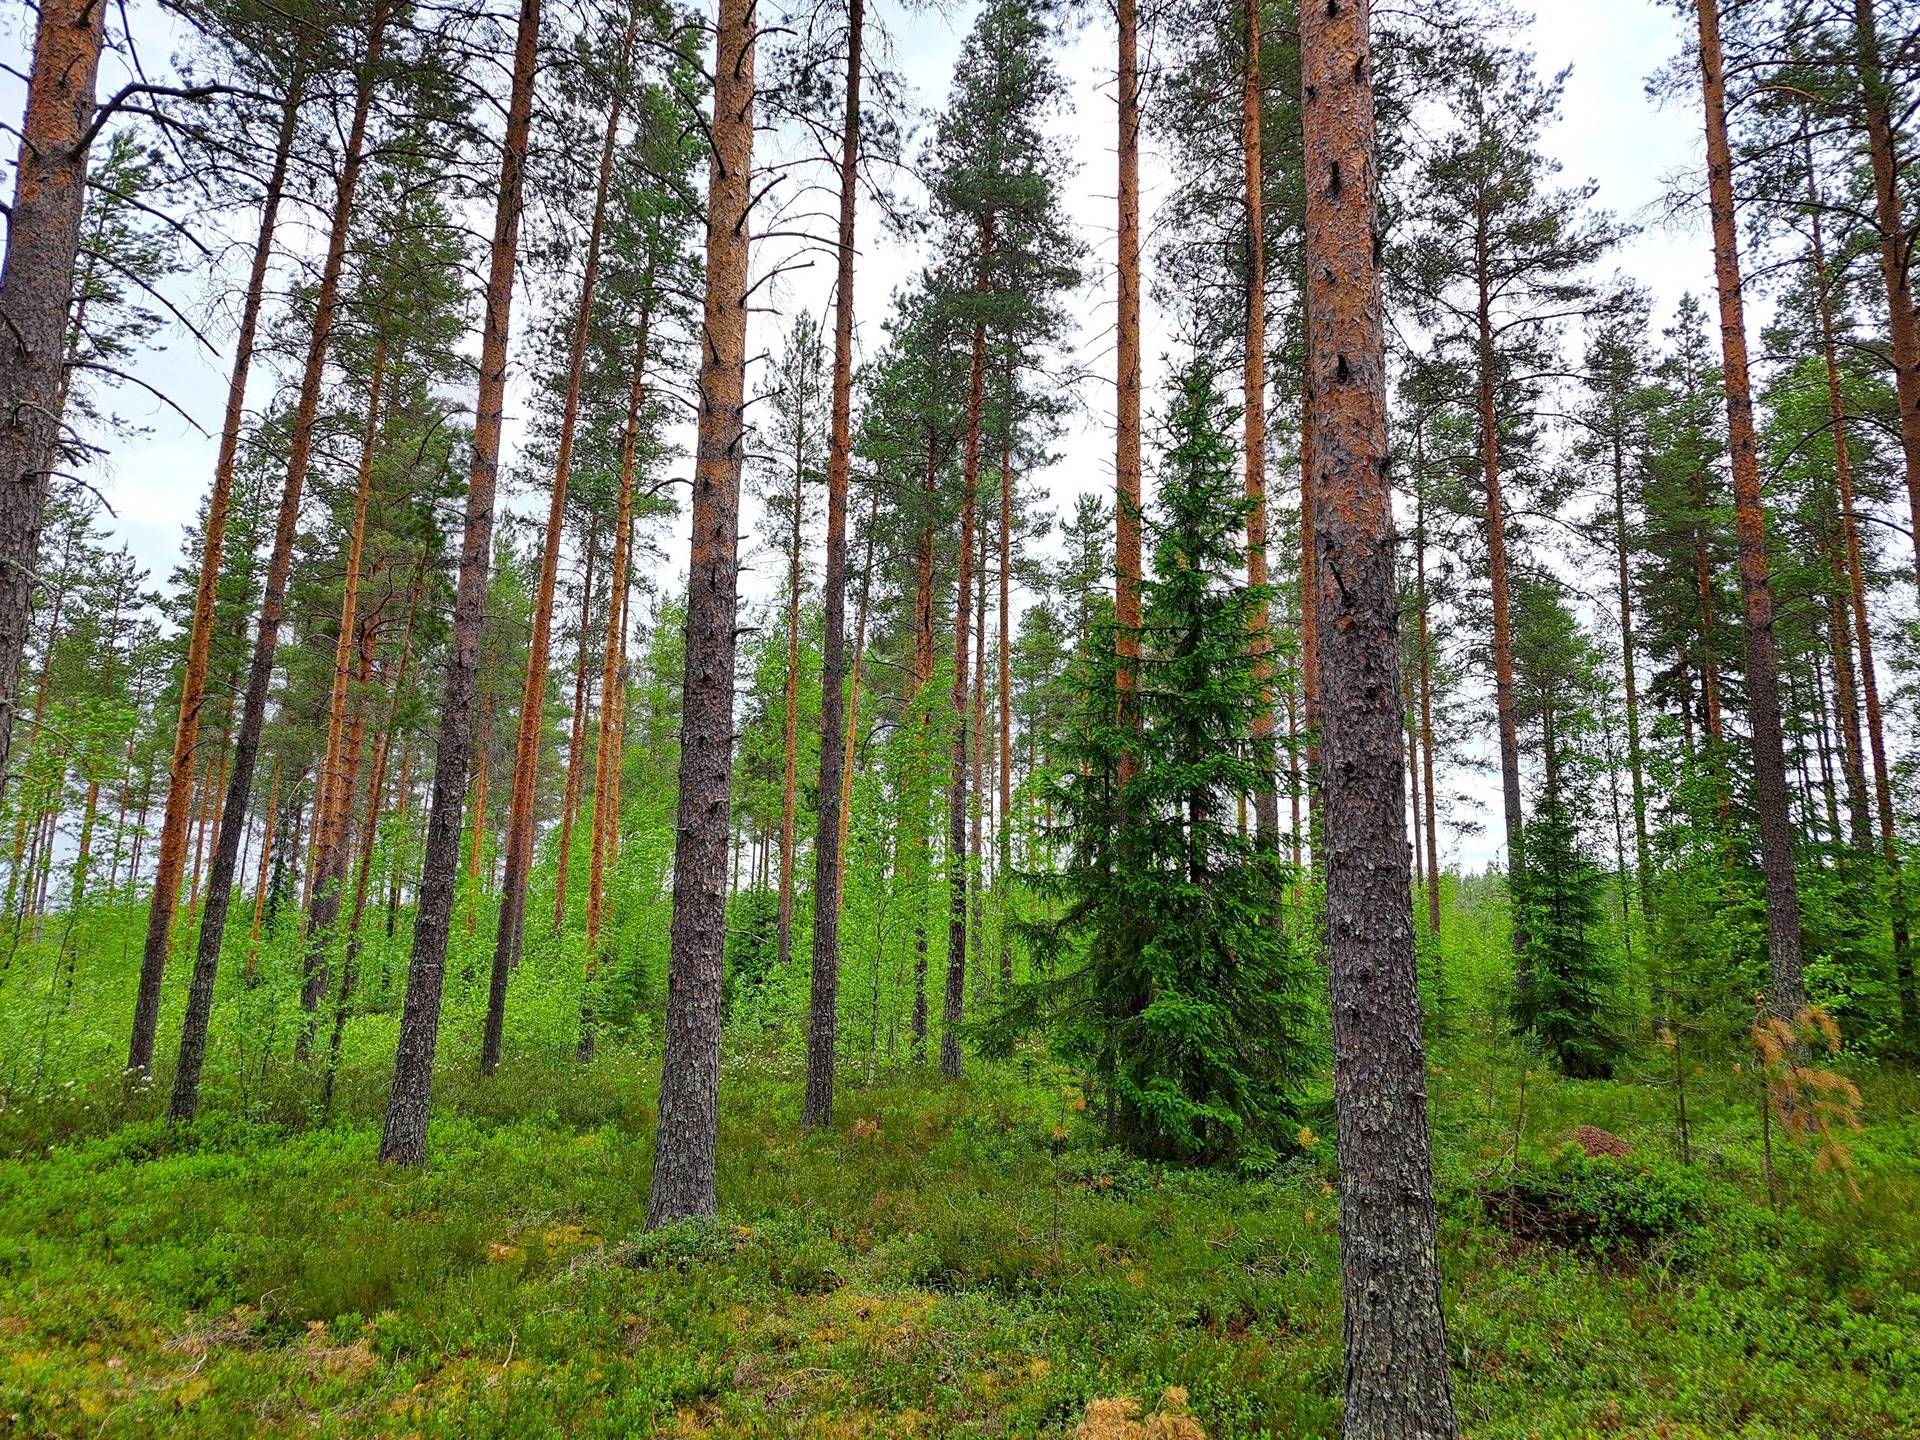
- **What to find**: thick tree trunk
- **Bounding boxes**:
[0,0,107,794]
[1114,0,1144,771]
[1694,0,1807,1022]
[159,8,389,1099]
[805,0,861,1123]
[647,0,754,1224]
[484,21,636,1071]
[1853,0,1920,591]
[583,310,650,1058]
[379,0,541,1163]
[553,537,598,931]
[1242,0,1279,848]
[139,77,303,1076]
[1299,3,1461,1434]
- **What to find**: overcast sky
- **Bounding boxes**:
[6,0,1719,866]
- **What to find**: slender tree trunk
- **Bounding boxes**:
[1694,0,1807,1022]
[1610,427,1654,932]
[803,0,862,1128]
[466,705,490,934]
[943,282,989,1080]
[1806,143,1913,1028]
[912,448,935,1061]
[244,759,279,987]
[1475,215,1525,949]
[309,618,377,1066]
[1414,474,1443,952]
[553,537,598,931]
[301,337,386,1055]
[583,309,651,1057]
[1300,3,1461,1433]
[835,492,877,894]
[0,0,107,792]
[969,510,988,999]
[776,418,805,973]
[1242,0,1279,848]
[1114,0,1144,773]
[159,3,390,1103]
[379,0,540,1163]
[484,20,637,1070]
[647,0,754,1224]
[138,76,303,1072]
[996,413,1014,989]
[1853,0,1920,591]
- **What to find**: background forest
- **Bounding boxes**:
[0,0,1917,1435]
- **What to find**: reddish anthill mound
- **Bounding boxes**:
[1573,1125,1633,1160]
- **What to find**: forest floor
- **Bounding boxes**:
[1,972,1918,1437]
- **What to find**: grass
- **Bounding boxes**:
[0,906,1917,1436]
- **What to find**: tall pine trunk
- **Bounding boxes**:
[1300,2,1460,1432]
[996,410,1014,989]
[0,0,107,792]
[1242,0,1279,848]
[379,0,541,1163]
[1474,211,1525,956]
[162,8,389,1101]
[647,0,754,1223]
[776,425,804,972]
[1806,144,1913,1030]
[141,75,303,1079]
[483,16,637,1071]
[804,0,863,1127]
[1113,0,1144,769]
[553,537,598,931]
[301,336,386,1057]
[1693,0,1807,1022]
[943,287,989,1080]
[1852,0,1920,590]
[583,309,651,1057]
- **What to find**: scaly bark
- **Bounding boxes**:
[380,0,541,1163]
[1693,0,1806,1022]
[0,0,107,792]
[647,0,754,1224]
[1300,2,1461,1432]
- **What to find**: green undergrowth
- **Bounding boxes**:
[0,1028,1915,1439]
